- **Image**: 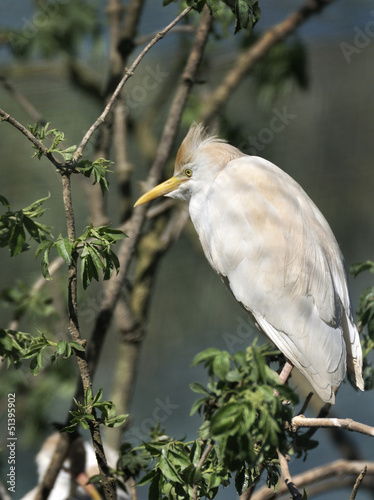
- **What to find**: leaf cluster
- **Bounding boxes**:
[164,0,261,34]
[76,158,113,194]
[28,122,77,161]
[62,388,128,432]
[36,224,126,288]
[117,345,318,499]
[75,225,127,289]
[0,194,52,256]
[0,328,84,374]
[136,437,230,499]
[1,280,55,320]
[190,345,298,492]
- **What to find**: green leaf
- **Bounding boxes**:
[191,347,222,366]
[81,419,89,430]
[35,239,53,257]
[41,249,53,281]
[210,402,241,436]
[87,243,105,269]
[136,470,157,487]
[212,351,231,379]
[93,388,103,405]
[76,158,113,195]
[69,341,85,352]
[56,235,72,264]
[85,387,93,406]
[169,447,191,468]
[0,195,10,207]
[58,145,77,161]
[56,340,67,355]
[29,356,40,375]
[23,193,51,217]
[190,382,210,395]
[158,454,183,483]
[23,217,49,242]
[350,260,374,277]
[105,414,128,428]
[9,223,26,257]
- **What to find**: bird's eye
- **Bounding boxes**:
[184,168,192,177]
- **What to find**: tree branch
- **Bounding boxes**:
[35,174,117,500]
[252,460,374,500]
[350,465,367,500]
[192,442,214,500]
[291,415,374,437]
[200,0,335,125]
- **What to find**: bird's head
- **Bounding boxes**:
[134,123,242,207]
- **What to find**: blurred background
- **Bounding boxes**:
[1,0,374,499]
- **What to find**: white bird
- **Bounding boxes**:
[21,433,130,500]
[134,123,364,404]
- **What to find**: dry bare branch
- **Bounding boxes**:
[350,465,367,500]
[252,460,374,500]
[291,415,374,437]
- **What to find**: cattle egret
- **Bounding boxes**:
[134,123,364,403]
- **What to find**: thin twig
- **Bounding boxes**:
[350,466,367,500]
[277,449,303,500]
[291,415,374,437]
[72,6,192,162]
[135,24,195,46]
[35,174,117,500]
[192,443,214,500]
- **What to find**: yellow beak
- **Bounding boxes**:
[134,176,183,207]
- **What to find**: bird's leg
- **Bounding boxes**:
[278,361,293,385]
[273,361,293,399]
